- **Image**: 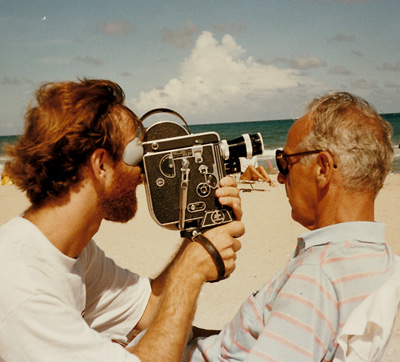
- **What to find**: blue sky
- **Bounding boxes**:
[1,0,400,135]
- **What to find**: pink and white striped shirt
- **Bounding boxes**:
[184,221,394,362]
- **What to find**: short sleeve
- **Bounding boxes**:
[0,289,142,361]
[82,240,152,341]
[245,264,338,361]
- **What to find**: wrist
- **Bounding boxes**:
[171,242,209,285]
[191,233,225,282]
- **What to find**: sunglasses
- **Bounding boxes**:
[275,149,322,175]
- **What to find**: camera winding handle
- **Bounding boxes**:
[140,108,191,133]
[191,231,226,283]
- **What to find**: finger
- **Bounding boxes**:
[215,186,240,198]
[232,237,242,252]
[218,197,243,221]
[226,220,245,239]
[218,195,240,207]
[219,175,237,188]
[224,263,236,278]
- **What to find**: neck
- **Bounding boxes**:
[24,182,102,258]
[314,188,375,230]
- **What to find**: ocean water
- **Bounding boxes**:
[1,114,400,175]
[190,113,400,174]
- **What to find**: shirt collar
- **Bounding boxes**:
[296,221,385,255]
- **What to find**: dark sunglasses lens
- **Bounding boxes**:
[275,151,288,175]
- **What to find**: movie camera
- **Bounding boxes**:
[139,108,264,237]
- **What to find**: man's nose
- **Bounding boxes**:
[277,172,286,184]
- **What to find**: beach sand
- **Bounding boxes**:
[1,174,399,360]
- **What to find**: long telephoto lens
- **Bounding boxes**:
[220,133,264,161]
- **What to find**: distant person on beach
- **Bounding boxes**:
[239,156,275,186]
[1,169,13,185]
[240,164,274,186]
[184,92,396,361]
[0,79,244,362]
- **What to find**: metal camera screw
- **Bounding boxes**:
[156,178,165,187]
[198,165,208,174]
[151,142,160,151]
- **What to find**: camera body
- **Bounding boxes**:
[140,109,264,236]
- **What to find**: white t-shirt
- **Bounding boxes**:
[0,217,151,362]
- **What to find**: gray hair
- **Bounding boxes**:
[298,92,393,195]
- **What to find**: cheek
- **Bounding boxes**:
[119,164,142,184]
[287,177,309,210]
[132,166,143,184]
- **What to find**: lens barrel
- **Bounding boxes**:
[220,133,264,161]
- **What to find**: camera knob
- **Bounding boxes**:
[198,165,208,174]
[156,178,165,187]
[196,183,211,197]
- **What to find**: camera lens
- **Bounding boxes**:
[220,133,264,160]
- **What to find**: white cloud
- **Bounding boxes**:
[329,33,356,42]
[289,54,327,69]
[328,66,352,75]
[351,79,378,90]
[130,31,320,123]
[39,55,103,67]
[352,50,363,57]
[162,20,199,49]
[74,55,103,66]
[38,56,71,66]
[1,77,22,85]
[377,61,400,71]
[385,82,400,89]
[212,21,247,35]
[98,20,136,36]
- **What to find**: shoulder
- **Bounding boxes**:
[0,217,80,307]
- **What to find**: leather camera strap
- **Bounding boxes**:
[191,233,226,283]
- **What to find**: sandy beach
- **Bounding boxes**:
[1,173,399,360]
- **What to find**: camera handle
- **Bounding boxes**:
[140,108,191,134]
[178,160,226,283]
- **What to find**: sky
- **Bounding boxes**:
[1,0,400,135]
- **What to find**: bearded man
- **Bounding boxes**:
[0,79,244,362]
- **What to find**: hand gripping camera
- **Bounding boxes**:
[140,109,264,237]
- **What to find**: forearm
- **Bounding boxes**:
[134,239,190,331]
[127,242,205,361]
[129,218,243,360]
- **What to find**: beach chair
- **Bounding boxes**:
[237,179,269,192]
[333,255,400,362]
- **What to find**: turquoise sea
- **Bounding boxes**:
[1,113,400,175]
[191,113,400,174]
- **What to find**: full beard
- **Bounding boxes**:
[98,164,140,223]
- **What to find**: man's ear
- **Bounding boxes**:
[89,149,113,183]
[316,151,335,189]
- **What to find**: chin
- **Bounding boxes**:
[104,202,138,223]
[99,190,138,223]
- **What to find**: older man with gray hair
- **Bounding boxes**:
[184,92,396,361]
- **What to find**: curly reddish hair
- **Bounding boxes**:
[5,79,141,206]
